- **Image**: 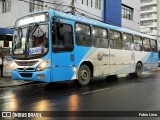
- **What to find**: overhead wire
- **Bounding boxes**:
[18,0,156,37]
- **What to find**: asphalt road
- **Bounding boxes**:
[0,69,160,120]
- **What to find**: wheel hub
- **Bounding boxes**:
[137,64,142,76]
[80,70,88,81]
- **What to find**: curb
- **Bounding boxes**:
[0,81,34,88]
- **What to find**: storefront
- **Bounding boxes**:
[0,28,13,76]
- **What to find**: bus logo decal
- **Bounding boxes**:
[97,51,104,61]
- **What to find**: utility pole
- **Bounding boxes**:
[71,0,75,14]
[157,0,160,51]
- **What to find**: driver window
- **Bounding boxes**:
[52,21,74,52]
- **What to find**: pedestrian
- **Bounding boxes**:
[0,49,4,77]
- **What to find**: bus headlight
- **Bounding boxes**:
[37,60,49,71]
[11,63,17,71]
[73,67,78,73]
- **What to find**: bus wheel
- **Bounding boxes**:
[130,62,143,78]
[77,64,91,86]
[135,62,143,78]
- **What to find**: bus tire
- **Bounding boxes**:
[77,64,91,86]
[130,62,143,78]
[135,62,143,78]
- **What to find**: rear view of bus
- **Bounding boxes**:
[12,12,51,82]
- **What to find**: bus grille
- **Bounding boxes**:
[18,68,35,71]
[15,61,39,66]
[20,73,33,78]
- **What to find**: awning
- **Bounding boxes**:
[0,28,14,41]
[0,28,14,35]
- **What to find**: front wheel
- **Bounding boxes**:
[76,64,91,86]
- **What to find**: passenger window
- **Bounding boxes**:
[134,36,143,51]
[143,38,151,52]
[52,21,74,52]
[151,39,157,52]
[123,33,133,50]
[109,30,122,49]
[92,26,108,48]
[76,23,92,46]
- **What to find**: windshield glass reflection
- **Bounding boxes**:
[13,24,49,59]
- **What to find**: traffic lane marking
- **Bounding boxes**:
[81,88,110,95]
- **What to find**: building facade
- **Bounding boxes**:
[0,0,55,28]
[0,0,140,31]
[122,0,140,31]
[140,0,160,36]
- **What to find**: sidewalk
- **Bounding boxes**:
[0,76,33,88]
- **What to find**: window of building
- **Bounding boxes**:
[76,23,92,46]
[95,0,101,10]
[82,0,93,7]
[2,0,11,13]
[141,0,152,4]
[134,36,143,51]
[91,0,93,7]
[143,38,151,51]
[82,0,83,4]
[109,30,122,49]
[123,33,133,50]
[86,0,88,6]
[29,0,43,13]
[122,4,133,20]
[92,26,108,48]
[150,39,157,52]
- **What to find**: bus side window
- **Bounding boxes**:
[52,21,73,51]
[123,33,133,50]
[76,23,92,46]
[109,30,122,49]
[92,26,108,48]
[134,36,143,51]
[57,24,65,46]
[151,39,157,52]
[143,38,151,52]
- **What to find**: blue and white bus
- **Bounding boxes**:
[11,10,158,86]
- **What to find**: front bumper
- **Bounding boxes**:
[12,68,51,83]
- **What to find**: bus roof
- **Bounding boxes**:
[53,10,156,40]
[16,9,157,40]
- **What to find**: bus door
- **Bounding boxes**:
[51,21,75,82]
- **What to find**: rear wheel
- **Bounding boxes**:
[76,64,91,86]
[130,62,143,78]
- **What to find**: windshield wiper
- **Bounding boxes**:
[29,23,39,36]
[25,23,39,57]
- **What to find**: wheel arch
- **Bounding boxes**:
[136,61,143,70]
[80,61,94,77]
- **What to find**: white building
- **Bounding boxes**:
[0,0,55,28]
[0,0,140,31]
[140,0,160,36]
[122,0,140,31]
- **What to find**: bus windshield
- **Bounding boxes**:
[12,24,49,59]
